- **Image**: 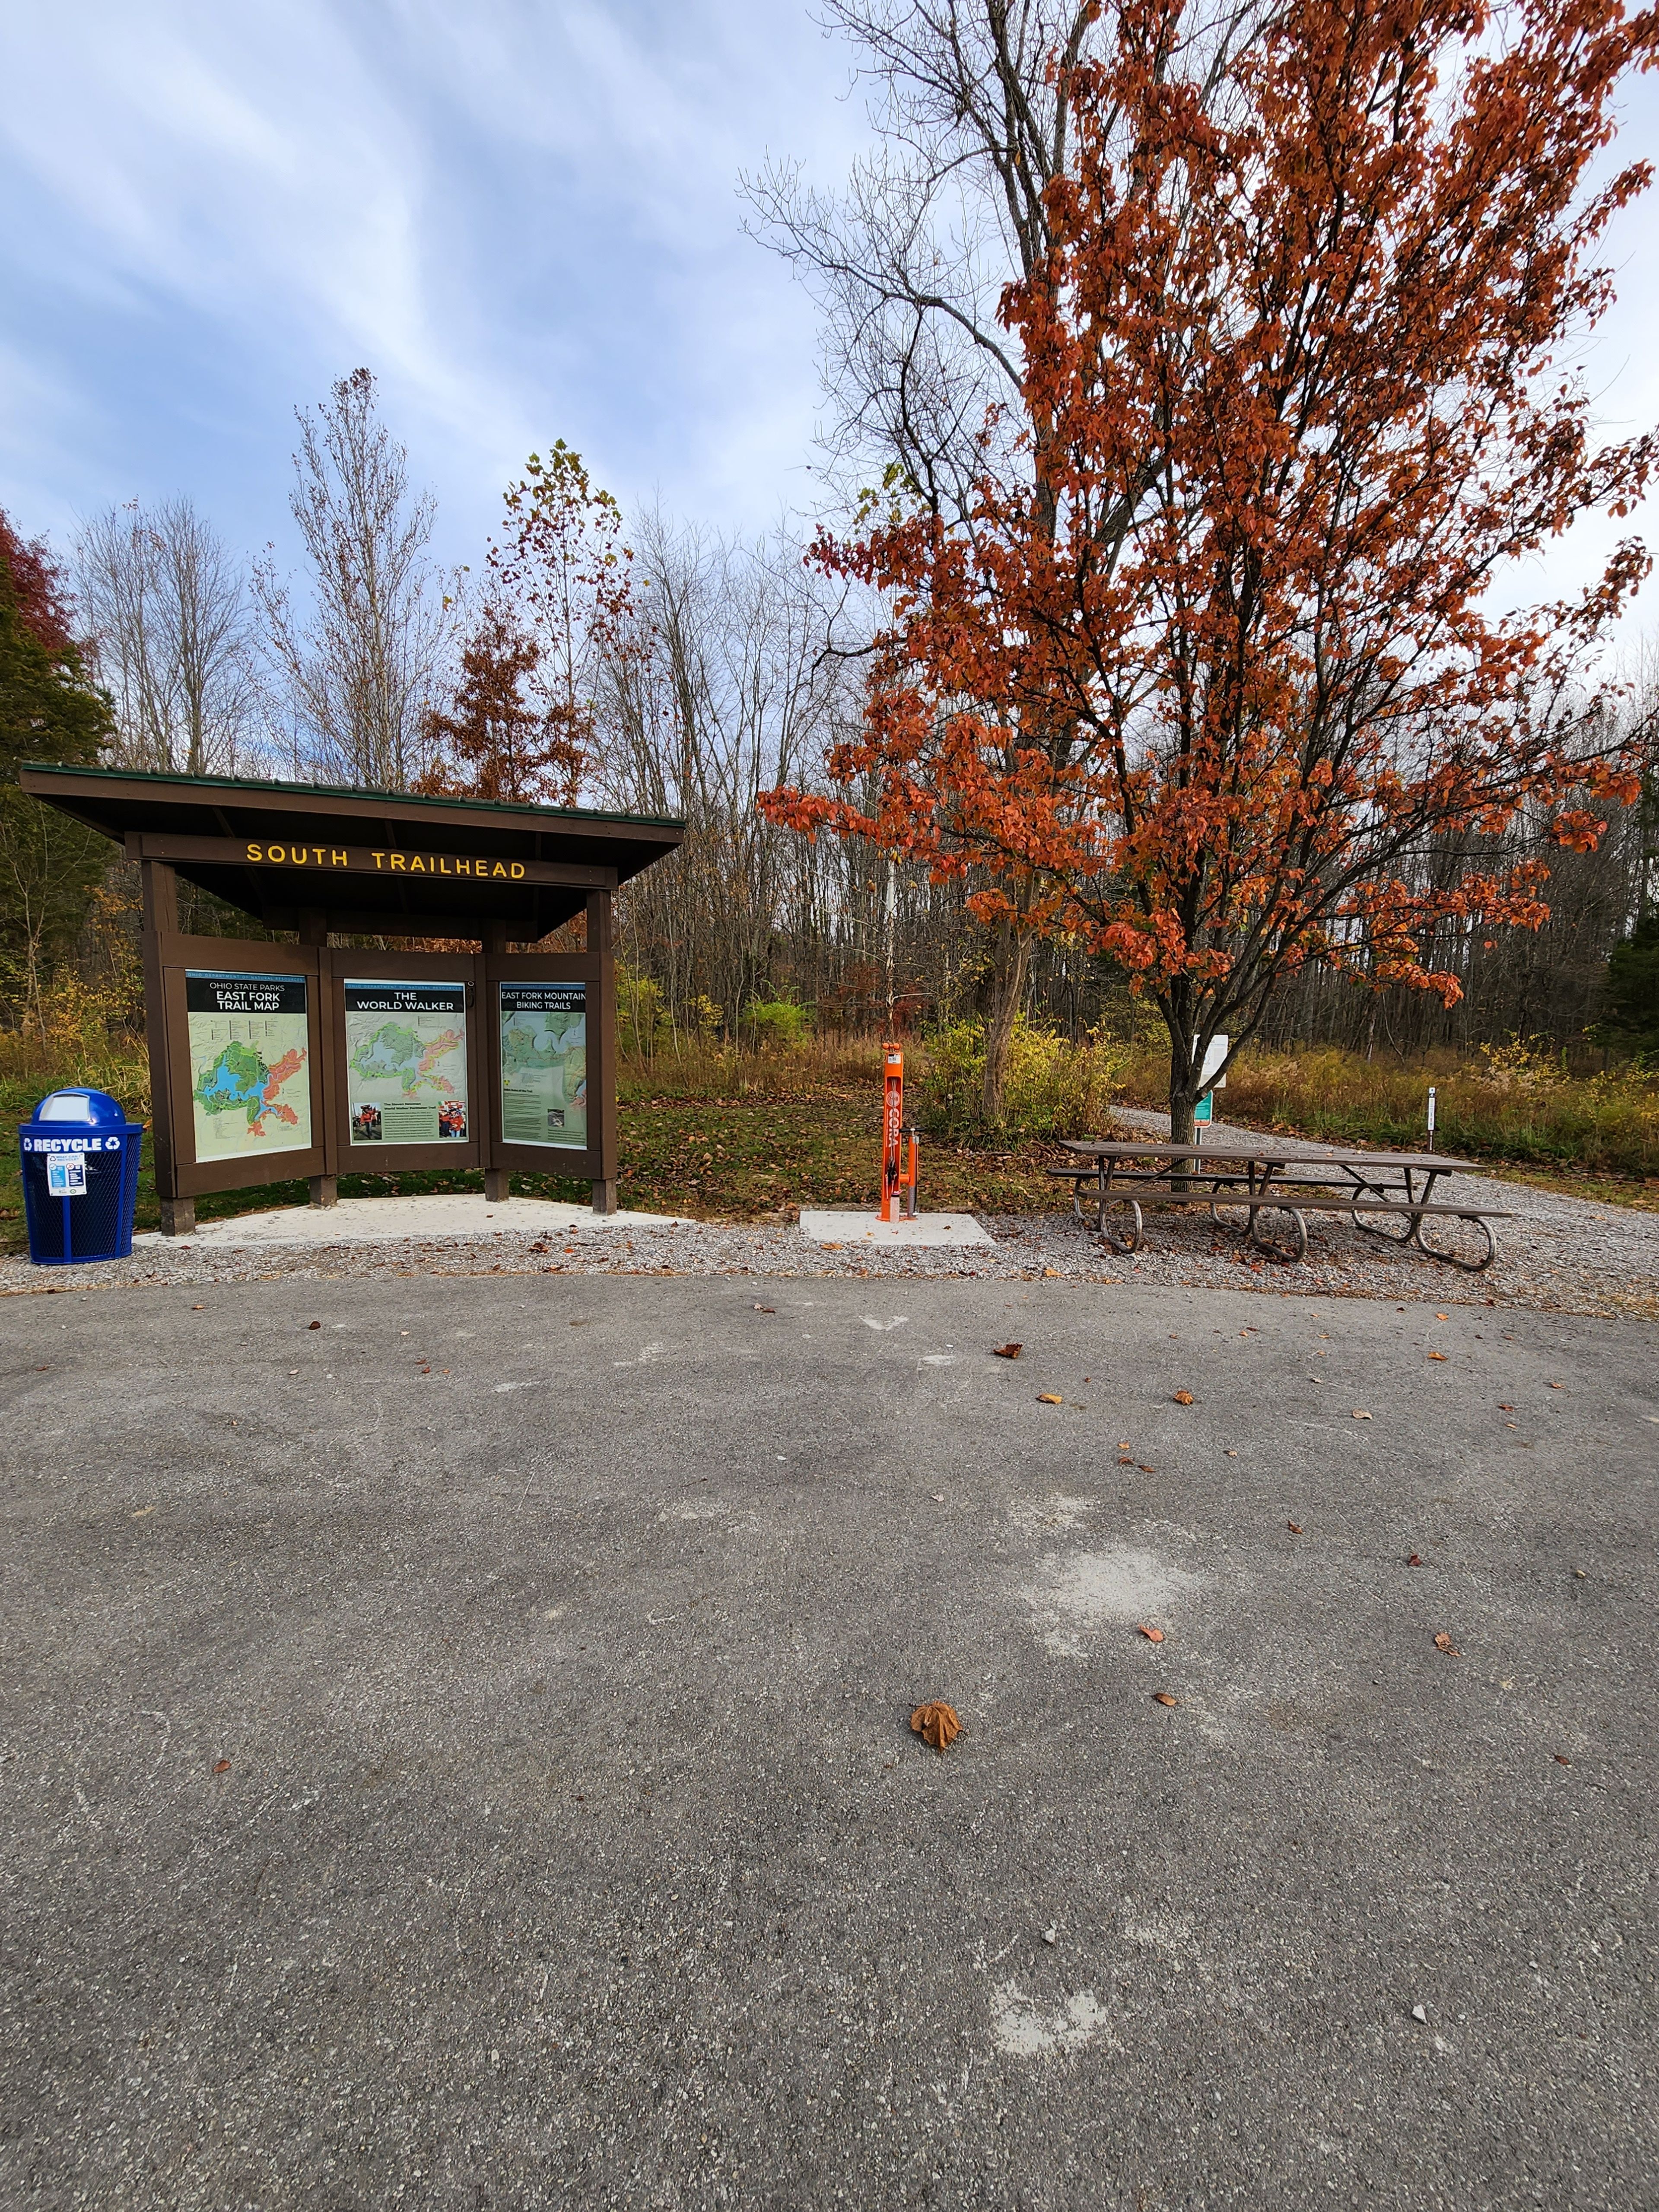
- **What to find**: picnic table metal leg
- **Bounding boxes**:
[1247,1199,1308,1263]
[1349,1166,1416,1243]
[1096,1196,1143,1254]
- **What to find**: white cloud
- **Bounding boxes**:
[0,0,866,557]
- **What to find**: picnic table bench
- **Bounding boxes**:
[1049,1138,1512,1271]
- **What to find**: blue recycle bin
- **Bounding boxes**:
[19,1087,145,1266]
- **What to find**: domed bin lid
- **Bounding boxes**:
[26,1087,134,1130]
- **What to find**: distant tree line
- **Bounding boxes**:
[3,3,1659,1081]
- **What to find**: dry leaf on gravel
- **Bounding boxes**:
[1287,1522,1303,1534]
[1172,1390,1195,1405]
[1153,1692,1179,1707]
[993,1343,1023,1359]
[1408,1554,1423,1567]
[1433,1632,1461,1656]
[1036,1392,1063,1405]
[910,1701,960,1752]
[1428,1352,1448,1362]
[307,1320,321,1330]
[213,1760,230,1774]
[1554,1754,1571,1766]
[1352,1410,1372,1421]
[1138,1625,1165,1643]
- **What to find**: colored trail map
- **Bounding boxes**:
[499,982,586,1149]
[344,981,469,1146]
[186,973,312,1160]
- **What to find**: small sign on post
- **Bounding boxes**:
[1192,1034,1229,1141]
[1427,1085,1437,1141]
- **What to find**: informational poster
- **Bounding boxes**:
[187,972,312,1159]
[499,982,586,1149]
[344,979,469,1146]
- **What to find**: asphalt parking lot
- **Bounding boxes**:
[2,1273,1654,2209]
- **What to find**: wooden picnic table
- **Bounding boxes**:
[1051,1137,1509,1271]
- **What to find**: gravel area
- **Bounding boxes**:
[4,1107,1655,1317]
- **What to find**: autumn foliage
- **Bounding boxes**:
[761,0,1659,1135]
[425,442,635,808]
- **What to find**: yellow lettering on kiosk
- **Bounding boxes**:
[246,842,261,862]
[511,862,525,879]
[389,853,405,872]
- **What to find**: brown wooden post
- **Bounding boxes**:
[481,924,510,1198]
[587,889,619,1215]
[297,908,337,1208]
[138,858,197,1237]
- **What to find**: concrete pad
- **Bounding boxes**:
[798,1206,993,1248]
[132,1193,689,1249]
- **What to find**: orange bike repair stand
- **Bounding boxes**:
[880,1044,919,1222]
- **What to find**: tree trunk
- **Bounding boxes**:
[980,926,1033,1125]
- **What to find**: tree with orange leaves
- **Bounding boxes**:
[421,606,585,807]
[762,0,1659,1137]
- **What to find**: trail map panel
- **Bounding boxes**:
[344,979,469,1146]
[499,982,587,1149]
[186,972,312,1160]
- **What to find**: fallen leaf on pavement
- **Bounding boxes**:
[1352,1410,1372,1420]
[1172,1390,1195,1405]
[1554,1754,1571,1766]
[1153,1691,1179,1707]
[1427,1352,1448,1362]
[213,1760,230,1774]
[993,1343,1023,1359]
[1287,1522,1303,1534]
[1036,1392,1063,1405]
[1407,1554,1423,1567]
[308,1320,321,1330]
[1433,1632,1460,1656]
[910,1701,960,1753]
[1138,1625,1165,1643]
[1042,1267,1060,1278]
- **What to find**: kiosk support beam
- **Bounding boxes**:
[588,890,619,1216]
[140,859,197,1237]
[297,909,337,1208]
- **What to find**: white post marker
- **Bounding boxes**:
[1427,1085,1437,1141]
[1192,1034,1229,1141]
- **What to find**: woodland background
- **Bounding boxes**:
[3,369,1655,1076]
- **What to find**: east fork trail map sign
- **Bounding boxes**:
[344,979,468,1146]
[499,982,586,1149]
[187,972,312,1158]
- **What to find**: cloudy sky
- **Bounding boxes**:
[1,0,1656,621]
[0,0,870,574]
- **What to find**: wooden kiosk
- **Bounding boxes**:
[20,765,683,1234]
